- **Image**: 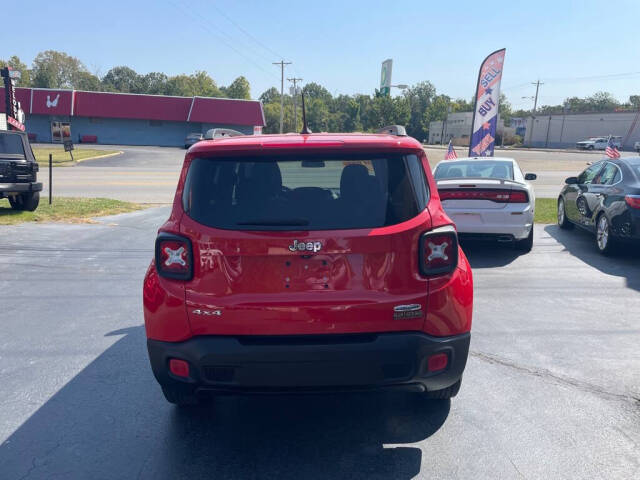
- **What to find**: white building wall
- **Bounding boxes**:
[525,111,640,149]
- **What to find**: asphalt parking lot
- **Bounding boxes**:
[37,144,622,203]
[1,207,638,479]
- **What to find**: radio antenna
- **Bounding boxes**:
[300,91,312,134]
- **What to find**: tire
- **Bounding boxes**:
[587,145,594,150]
[595,213,614,255]
[557,197,573,229]
[161,385,200,407]
[423,379,462,400]
[516,226,534,252]
[9,192,40,212]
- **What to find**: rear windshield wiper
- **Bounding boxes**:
[237,218,310,226]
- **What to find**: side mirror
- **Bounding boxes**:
[565,176,579,185]
[524,173,537,181]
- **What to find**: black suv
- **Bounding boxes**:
[0,130,42,211]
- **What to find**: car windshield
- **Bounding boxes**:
[434,160,514,180]
[0,133,26,156]
[183,153,429,230]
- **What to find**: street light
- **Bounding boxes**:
[391,84,408,90]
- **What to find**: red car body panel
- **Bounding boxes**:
[144,133,473,341]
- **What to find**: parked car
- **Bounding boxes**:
[432,157,536,252]
[634,141,640,153]
[576,136,622,150]
[184,132,204,149]
[0,129,42,211]
[143,127,473,406]
[557,157,640,253]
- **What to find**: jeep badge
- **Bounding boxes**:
[288,239,322,253]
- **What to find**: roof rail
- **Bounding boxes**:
[204,128,245,140]
[377,125,407,136]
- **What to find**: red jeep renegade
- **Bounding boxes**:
[143,126,473,406]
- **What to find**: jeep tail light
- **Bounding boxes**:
[419,225,458,276]
[625,195,640,209]
[155,233,193,280]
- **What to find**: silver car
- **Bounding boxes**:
[184,132,204,149]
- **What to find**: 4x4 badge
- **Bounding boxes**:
[289,240,322,253]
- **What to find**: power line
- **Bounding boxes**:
[211,2,284,60]
[167,0,280,82]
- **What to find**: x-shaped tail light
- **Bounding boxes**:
[163,246,186,267]
[419,226,458,276]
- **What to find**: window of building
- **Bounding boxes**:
[150,120,163,127]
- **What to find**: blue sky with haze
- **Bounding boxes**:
[4,0,639,110]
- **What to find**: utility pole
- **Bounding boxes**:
[288,77,303,131]
[526,79,543,147]
[273,60,292,133]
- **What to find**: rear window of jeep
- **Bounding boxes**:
[0,133,26,156]
[182,153,429,230]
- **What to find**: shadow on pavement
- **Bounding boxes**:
[0,326,449,480]
[544,224,640,291]
[460,239,523,268]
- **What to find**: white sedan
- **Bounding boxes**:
[433,157,537,252]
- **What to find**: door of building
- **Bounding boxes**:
[51,121,71,143]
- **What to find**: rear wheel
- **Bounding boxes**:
[161,385,200,407]
[423,379,462,400]
[557,197,573,229]
[596,214,614,255]
[516,226,534,252]
[9,192,40,212]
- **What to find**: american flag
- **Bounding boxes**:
[444,140,458,160]
[605,136,621,159]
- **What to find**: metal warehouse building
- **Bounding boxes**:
[0,87,265,146]
[524,111,640,149]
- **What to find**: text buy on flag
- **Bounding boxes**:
[468,48,506,157]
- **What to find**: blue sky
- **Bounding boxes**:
[4,0,640,109]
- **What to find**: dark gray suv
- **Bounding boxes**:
[0,130,42,211]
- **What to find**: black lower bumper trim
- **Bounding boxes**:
[147,332,470,394]
[0,182,43,193]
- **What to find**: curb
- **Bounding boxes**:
[52,150,124,167]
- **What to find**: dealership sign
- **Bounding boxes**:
[380,59,392,96]
[1,67,25,131]
[469,49,506,157]
[7,115,25,131]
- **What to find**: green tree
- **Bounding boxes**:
[259,87,280,104]
[166,71,223,97]
[141,72,169,95]
[0,56,31,86]
[102,66,143,93]
[74,71,101,91]
[498,92,512,124]
[223,76,251,99]
[629,95,640,109]
[403,81,436,140]
[31,50,89,88]
[303,82,332,103]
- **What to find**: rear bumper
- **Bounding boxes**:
[147,331,470,394]
[0,182,43,194]
[444,205,533,240]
